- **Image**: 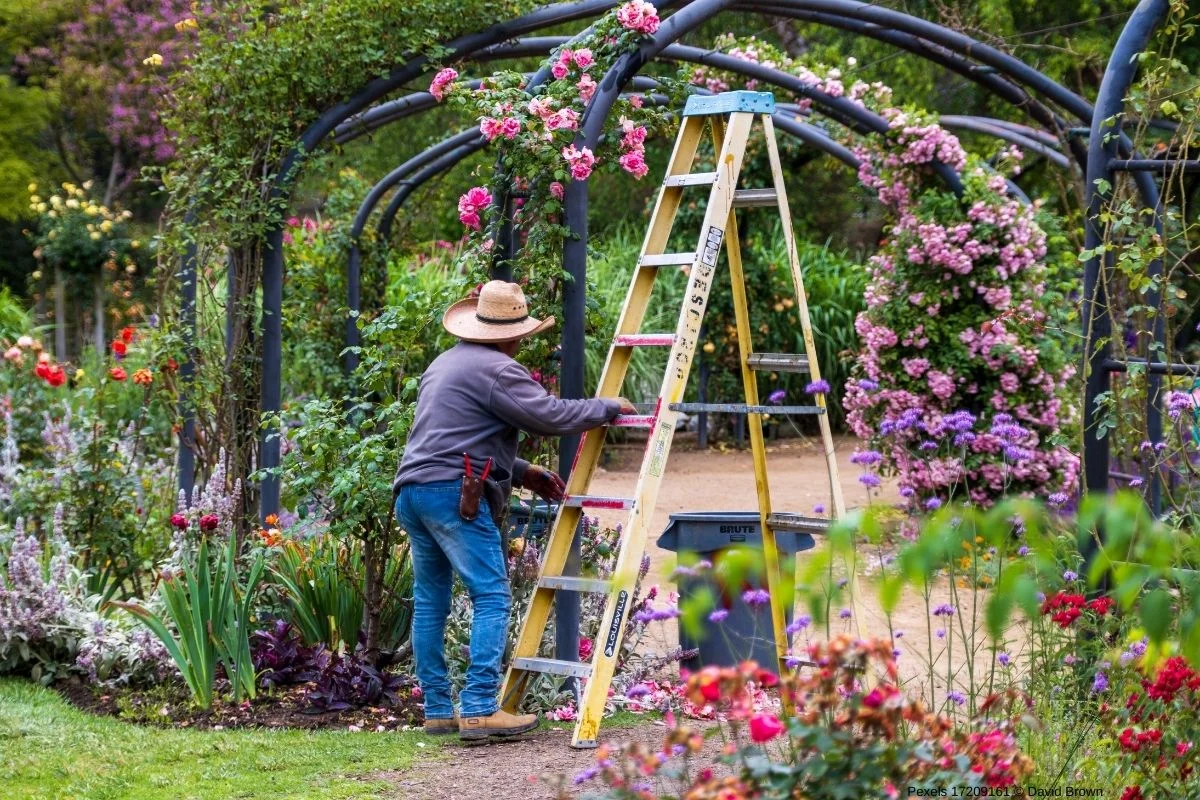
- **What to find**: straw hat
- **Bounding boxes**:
[442,280,555,343]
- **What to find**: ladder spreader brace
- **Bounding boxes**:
[500,91,866,748]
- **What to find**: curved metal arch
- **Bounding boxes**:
[1081,0,1170,519]
[239,0,1169,525]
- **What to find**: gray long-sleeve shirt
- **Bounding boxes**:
[394,342,621,494]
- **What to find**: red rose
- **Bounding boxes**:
[1120,787,1142,800]
[109,367,127,381]
[1087,596,1116,615]
[121,326,135,343]
[35,361,51,380]
[45,365,65,387]
[111,340,127,356]
[578,637,594,661]
[170,514,189,529]
[199,514,219,532]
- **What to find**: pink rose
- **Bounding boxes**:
[619,149,649,179]
[570,162,593,181]
[430,67,458,101]
[616,0,660,34]
[528,97,554,120]
[551,61,569,80]
[629,95,644,108]
[479,117,503,141]
[549,182,565,200]
[458,186,491,229]
[748,712,785,743]
[499,117,521,139]
[562,144,596,180]
[573,48,594,69]
[577,74,597,105]
[458,211,480,229]
[545,108,579,131]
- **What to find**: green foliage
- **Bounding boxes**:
[160,0,535,251]
[269,538,364,651]
[118,535,265,709]
[0,286,32,342]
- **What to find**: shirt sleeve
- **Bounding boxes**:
[489,363,622,437]
[512,458,531,488]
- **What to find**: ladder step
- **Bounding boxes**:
[539,575,612,593]
[639,252,696,267]
[669,403,824,415]
[663,172,717,187]
[563,494,635,510]
[511,657,593,679]
[732,189,778,208]
[747,352,810,373]
[766,513,830,535]
[610,414,655,428]
[613,333,675,347]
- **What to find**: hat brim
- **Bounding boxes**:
[442,298,556,343]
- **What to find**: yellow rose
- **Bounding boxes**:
[125,264,136,274]
[36,203,46,213]
[89,231,101,240]
[66,198,79,209]
[174,17,198,31]
[29,195,40,204]
[100,220,113,232]
[47,229,56,238]
[130,240,141,249]
[75,369,85,380]
[27,183,37,193]
[143,53,163,66]
[773,303,784,312]
[63,183,76,193]
[82,180,93,190]
[702,342,715,353]
[50,195,62,207]
[31,271,41,280]
[782,298,794,309]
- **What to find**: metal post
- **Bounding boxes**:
[260,226,284,520]
[177,239,198,500]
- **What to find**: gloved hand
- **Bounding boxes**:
[523,464,567,502]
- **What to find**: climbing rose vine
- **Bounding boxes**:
[843,112,1078,508]
[687,40,1078,509]
[432,2,680,308]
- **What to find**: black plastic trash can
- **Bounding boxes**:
[657,511,816,671]
[507,498,554,541]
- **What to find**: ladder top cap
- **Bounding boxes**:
[682,91,776,117]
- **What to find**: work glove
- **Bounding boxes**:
[523,464,567,503]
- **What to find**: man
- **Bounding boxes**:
[395,280,635,742]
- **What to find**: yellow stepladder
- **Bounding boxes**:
[499,91,862,749]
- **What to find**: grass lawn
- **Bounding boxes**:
[0,678,654,799]
[0,678,443,800]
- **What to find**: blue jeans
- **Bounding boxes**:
[397,480,511,719]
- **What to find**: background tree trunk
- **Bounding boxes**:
[93,272,105,356]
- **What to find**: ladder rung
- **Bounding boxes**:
[563,494,635,510]
[747,353,810,373]
[639,252,696,267]
[663,172,717,187]
[610,414,655,428]
[669,403,824,415]
[539,575,612,593]
[732,189,778,208]
[766,513,830,535]
[512,657,593,679]
[613,333,675,347]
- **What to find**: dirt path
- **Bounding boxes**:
[385,436,1023,798]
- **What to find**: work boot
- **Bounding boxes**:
[424,714,459,736]
[458,709,539,741]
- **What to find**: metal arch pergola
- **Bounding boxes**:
[176,0,1188,659]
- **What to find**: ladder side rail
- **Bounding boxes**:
[713,116,794,700]
[572,112,757,747]
[761,115,866,641]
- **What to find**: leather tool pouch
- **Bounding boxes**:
[459,474,485,521]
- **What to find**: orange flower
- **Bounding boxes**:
[264,513,279,527]
[132,368,153,386]
[109,367,127,381]
[257,528,282,547]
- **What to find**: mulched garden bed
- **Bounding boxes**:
[55,677,425,732]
